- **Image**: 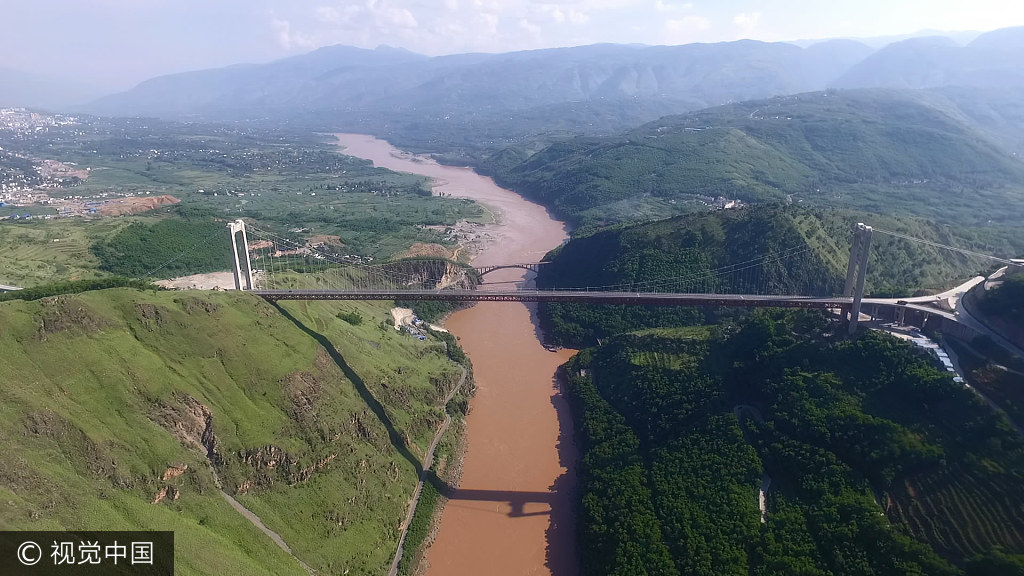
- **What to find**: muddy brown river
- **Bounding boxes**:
[333,134,579,576]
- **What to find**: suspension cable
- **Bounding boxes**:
[248,224,427,287]
[873,228,1022,266]
[247,223,1021,296]
[561,243,816,292]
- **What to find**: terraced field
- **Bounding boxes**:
[892,463,1024,560]
[0,219,134,287]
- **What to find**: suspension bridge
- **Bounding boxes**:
[224,220,1022,338]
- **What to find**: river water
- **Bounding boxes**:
[332,134,579,576]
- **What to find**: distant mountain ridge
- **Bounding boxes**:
[832,26,1024,90]
[78,27,1024,154]
[87,40,870,118]
[82,40,875,147]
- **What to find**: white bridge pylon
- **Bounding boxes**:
[228,219,255,291]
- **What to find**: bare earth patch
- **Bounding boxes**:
[156,272,237,290]
[391,307,415,330]
[396,243,452,260]
[97,194,180,216]
[308,234,344,247]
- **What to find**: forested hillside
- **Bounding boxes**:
[90,213,230,278]
[565,311,1024,575]
[0,288,470,574]
[971,273,1024,353]
[536,206,1024,346]
[483,90,1024,229]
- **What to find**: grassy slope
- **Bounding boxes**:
[0,288,466,575]
[0,218,140,288]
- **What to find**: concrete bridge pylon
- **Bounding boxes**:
[844,223,872,335]
[228,219,254,291]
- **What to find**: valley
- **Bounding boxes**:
[333,134,578,576]
[3,17,1024,576]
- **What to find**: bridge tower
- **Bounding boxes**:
[228,219,254,291]
[843,223,872,335]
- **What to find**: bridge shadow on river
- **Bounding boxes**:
[424,370,579,575]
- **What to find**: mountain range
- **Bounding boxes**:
[69,27,1024,150]
[833,29,1024,90]
[80,39,872,151]
[86,40,870,117]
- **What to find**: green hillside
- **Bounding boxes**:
[0,288,470,575]
[565,310,1024,575]
[537,206,1024,346]
[483,90,1024,229]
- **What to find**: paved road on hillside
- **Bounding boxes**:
[388,364,468,576]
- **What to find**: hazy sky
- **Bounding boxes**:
[6,0,1024,90]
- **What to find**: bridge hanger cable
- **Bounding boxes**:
[248,222,819,294]
[872,228,1021,266]
[660,245,817,292]
[247,224,427,286]
[556,245,809,291]
[568,243,816,292]
[661,245,816,294]
[256,231,418,284]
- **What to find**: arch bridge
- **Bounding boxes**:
[472,262,548,278]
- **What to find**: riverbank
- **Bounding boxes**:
[333,134,579,576]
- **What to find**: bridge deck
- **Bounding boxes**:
[253,277,984,316]
[255,289,866,308]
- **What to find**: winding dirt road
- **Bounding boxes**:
[388,365,467,576]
